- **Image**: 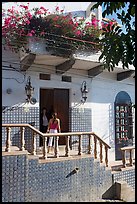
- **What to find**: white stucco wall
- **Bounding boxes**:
[91,76,135,160]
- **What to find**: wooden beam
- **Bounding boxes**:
[56,57,75,74]
[88,65,103,77]
[20,53,36,71]
[117,70,135,81]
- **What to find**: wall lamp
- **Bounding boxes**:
[80,81,88,103]
[25,76,34,103]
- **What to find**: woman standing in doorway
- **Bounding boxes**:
[47,112,61,153]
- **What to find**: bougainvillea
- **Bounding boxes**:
[2,3,116,54]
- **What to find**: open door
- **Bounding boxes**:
[40,88,69,145]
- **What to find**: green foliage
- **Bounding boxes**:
[92,2,135,71]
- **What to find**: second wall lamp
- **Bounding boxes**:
[25,76,34,103]
[80,81,88,103]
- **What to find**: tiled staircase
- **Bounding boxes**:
[2,145,135,202]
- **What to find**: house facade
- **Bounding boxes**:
[2,2,135,161]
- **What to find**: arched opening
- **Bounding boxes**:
[114,91,134,160]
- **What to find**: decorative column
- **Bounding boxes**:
[105,146,108,167]
[99,141,103,163]
[94,137,97,159]
[20,127,25,151]
[32,131,36,155]
[78,135,82,155]
[129,149,133,166]
[121,150,126,168]
[65,136,70,157]
[43,136,47,159]
[88,134,92,154]
[5,127,11,152]
[55,136,59,158]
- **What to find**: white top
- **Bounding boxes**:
[43,115,48,126]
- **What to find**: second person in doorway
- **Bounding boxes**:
[47,112,61,153]
[40,107,48,146]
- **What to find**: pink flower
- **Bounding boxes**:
[92,17,99,27]
[31,30,35,34]
[101,22,105,27]
[68,21,73,25]
[109,21,114,26]
[55,6,59,11]
[53,16,59,21]
[26,20,30,25]
[54,24,61,28]
[19,30,25,36]
[27,33,32,36]
[7,9,13,14]
[75,30,82,36]
[86,22,91,26]
[20,5,28,10]
[40,6,45,10]
[27,12,32,19]
[35,10,43,15]
[11,23,16,28]
[40,7,48,12]
[2,3,102,53]
[40,31,45,36]
[4,17,12,26]
[75,22,79,27]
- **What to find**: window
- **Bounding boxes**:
[115,104,133,142]
[39,73,51,80]
[114,91,133,160]
[62,75,71,82]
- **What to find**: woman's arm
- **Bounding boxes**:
[58,119,61,133]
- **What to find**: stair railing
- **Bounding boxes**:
[120,146,135,167]
[2,123,111,167]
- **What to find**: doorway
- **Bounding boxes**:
[40,88,69,145]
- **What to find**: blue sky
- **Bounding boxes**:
[102,2,135,33]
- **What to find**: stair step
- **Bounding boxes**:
[115,181,135,202]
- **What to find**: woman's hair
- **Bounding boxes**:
[52,112,58,123]
[52,112,57,119]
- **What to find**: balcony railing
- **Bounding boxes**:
[2,123,111,167]
[120,146,135,167]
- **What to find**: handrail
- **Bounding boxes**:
[2,123,111,166]
[2,123,111,149]
[120,146,135,167]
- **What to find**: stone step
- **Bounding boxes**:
[115,181,135,202]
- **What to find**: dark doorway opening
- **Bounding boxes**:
[40,88,69,145]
